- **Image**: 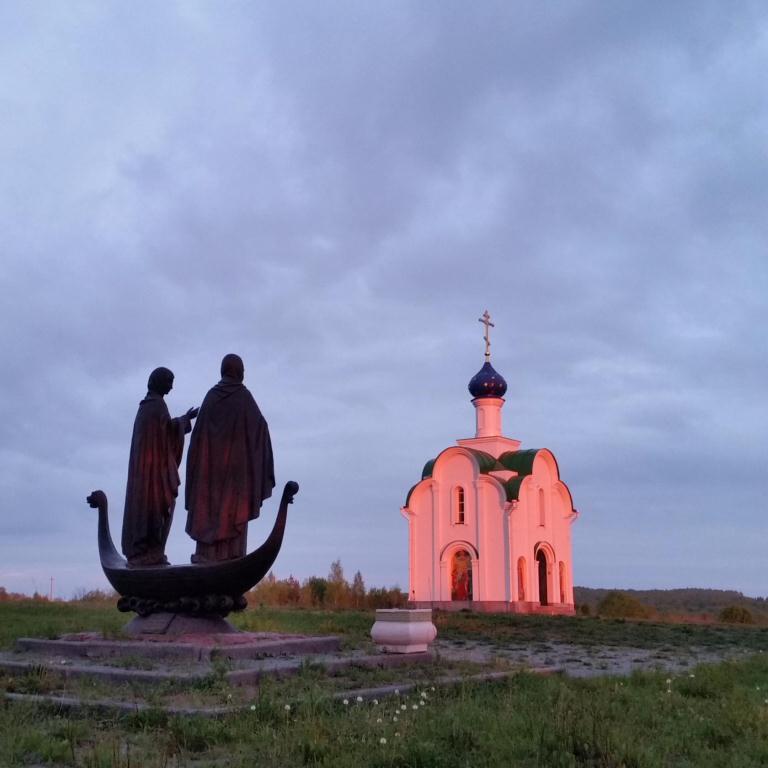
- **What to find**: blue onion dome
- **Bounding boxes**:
[468,361,507,398]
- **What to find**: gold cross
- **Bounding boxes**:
[478,310,494,360]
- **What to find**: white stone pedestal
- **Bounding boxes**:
[370,608,437,653]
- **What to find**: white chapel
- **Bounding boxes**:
[401,312,578,613]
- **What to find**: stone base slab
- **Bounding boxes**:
[1,643,430,688]
[15,631,341,664]
[376,643,432,654]
[124,613,239,636]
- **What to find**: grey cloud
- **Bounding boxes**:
[0,2,766,597]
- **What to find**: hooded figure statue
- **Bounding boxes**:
[121,367,197,567]
[185,354,275,563]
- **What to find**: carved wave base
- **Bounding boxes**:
[117,594,248,619]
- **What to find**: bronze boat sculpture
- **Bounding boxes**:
[86,481,299,617]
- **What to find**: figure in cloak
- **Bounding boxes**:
[121,367,198,567]
[185,354,275,563]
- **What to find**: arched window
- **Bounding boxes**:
[559,561,566,604]
[538,488,545,527]
[454,486,465,524]
[517,557,527,601]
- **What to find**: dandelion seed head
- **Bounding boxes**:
[400,705,406,711]
[356,696,363,703]
[250,704,256,711]
[380,737,387,745]
[373,699,379,705]
[284,704,291,711]
[343,699,349,706]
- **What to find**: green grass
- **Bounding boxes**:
[0,601,374,650]
[233,605,375,647]
[0,600,126,649]
[3,602,768,766]
[2,657,768,766]
[7,601,768,654]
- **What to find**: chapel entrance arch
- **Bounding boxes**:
[451,549,473,601]
[536,549,548,606]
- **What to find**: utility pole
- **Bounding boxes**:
[49,577,54,601]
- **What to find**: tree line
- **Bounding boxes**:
[0,560,408,609]
[574,586,768,618]
[247,560,408,609]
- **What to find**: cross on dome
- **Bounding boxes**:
[468,310,507,399]
[478,309,494,361]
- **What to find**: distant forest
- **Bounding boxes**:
[574,587,768,619]
[3,580,766,620]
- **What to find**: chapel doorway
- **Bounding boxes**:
[537,550,548,606]
[451,549,473,601]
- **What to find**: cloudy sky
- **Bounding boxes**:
[1,2,766,599]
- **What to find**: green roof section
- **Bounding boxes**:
[420,449,498,481]
[466,449,499,474]
[407,446,569,507]
[498,449,539,476]
[503,476,526,501]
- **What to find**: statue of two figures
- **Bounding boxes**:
[121,353,275,568]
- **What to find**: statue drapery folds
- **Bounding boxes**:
[185,354,275,563]
[121,367,196,567]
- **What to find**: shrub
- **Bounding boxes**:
[71,589,118,602]
[366,587,408,609]
[306,577,329,607]
[596,591,654,620]
[719,605,753,624]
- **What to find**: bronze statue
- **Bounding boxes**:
[185,354,275,563]
[89,357,295,620]
[121,367,198,567]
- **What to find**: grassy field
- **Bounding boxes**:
[434,610,768,651]
[5,600,767,653]
[1,601,768,767]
